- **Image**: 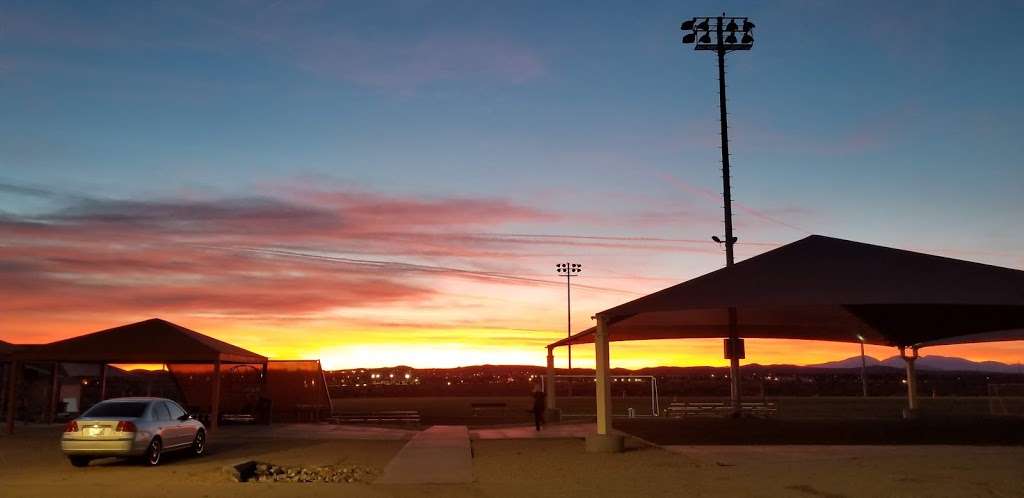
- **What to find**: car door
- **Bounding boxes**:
[151,401,180,448]
[164,401,193,447]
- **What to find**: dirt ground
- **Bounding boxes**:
[2,424,1023,498]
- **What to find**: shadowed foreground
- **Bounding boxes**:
[2,424,1022,497]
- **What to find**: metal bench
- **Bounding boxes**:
[664,401,777,418]
[328,410,421,424]
[470,402,508,416]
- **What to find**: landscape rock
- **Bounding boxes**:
[230,461,378,484]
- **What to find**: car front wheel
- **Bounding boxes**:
[68,456,90,467]
[191,430,206,456]
[144,438,162,466]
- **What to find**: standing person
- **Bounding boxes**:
[532,383,546,431]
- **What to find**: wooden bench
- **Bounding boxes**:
[664,401,777,418]
[328,410,421,424]
[470,402,508,416]
[221,413,257,423]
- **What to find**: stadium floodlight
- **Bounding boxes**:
[679,13,757,417]
[555,262,582,385]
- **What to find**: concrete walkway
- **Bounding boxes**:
[377,425,474,484]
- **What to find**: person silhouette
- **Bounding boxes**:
[531,383,546,431]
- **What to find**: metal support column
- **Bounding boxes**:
[47,362,60,423]
[210,359,222,431]
[594,317,612,435]
[98,363,108,401]
[585,316,624,452]
[5,361,19,435]
[859,339,869,397]
[545,347,556,410]
[900,346,920,417]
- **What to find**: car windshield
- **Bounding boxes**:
[82,401,149,418]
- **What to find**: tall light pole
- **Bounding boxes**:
[681,14,756,416]
[556,262,581,395]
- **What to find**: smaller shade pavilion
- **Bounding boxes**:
[5,318,267,434]
[543,235,1024,451]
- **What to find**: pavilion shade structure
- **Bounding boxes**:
[265,360,332,421]
[167,360,331,422]
[7,318,267,434]
[549,236,1024,349]
[0,340,12,365]
[13,318,267,364]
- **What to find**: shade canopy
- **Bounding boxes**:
[13,318,267,364]
[549,235,1024,349]
[0,340,12,362]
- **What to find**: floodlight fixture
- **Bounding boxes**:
[680,15,755,52]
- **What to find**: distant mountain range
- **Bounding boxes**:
[324,355,1024,376]
[808,355,1023,374]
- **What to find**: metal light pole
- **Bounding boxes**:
[556,263,581,395]
[681,14,755,416]
[857,334,869,397]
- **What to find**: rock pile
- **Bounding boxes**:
[227,460,377,483]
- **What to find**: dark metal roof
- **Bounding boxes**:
[13,318,267,364]
[549,235,1024,349]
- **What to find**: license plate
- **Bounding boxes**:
[87,427,104,436]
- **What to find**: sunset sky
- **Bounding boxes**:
[2,1,1023,369]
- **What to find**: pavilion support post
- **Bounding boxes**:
[727,307,742,416]
[47,362,60,423]
[98,363,108,401]
[900,346,920,419]
[6,361,19,435]
[586,315,624,453]
[545,346,560,422]
[210,359,222,432]
[260,362,270,425]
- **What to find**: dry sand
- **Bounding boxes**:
[2,425,1022,498]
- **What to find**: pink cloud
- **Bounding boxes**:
[0,184,662,330]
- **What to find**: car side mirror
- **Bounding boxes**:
[178,414,193,421]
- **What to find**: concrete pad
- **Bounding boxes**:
[471,422,595,440]
[377,425,473,484]
[585,433,625,453]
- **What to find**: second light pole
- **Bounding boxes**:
[556,262,581,395]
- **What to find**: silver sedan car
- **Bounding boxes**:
[61,397,206,467]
